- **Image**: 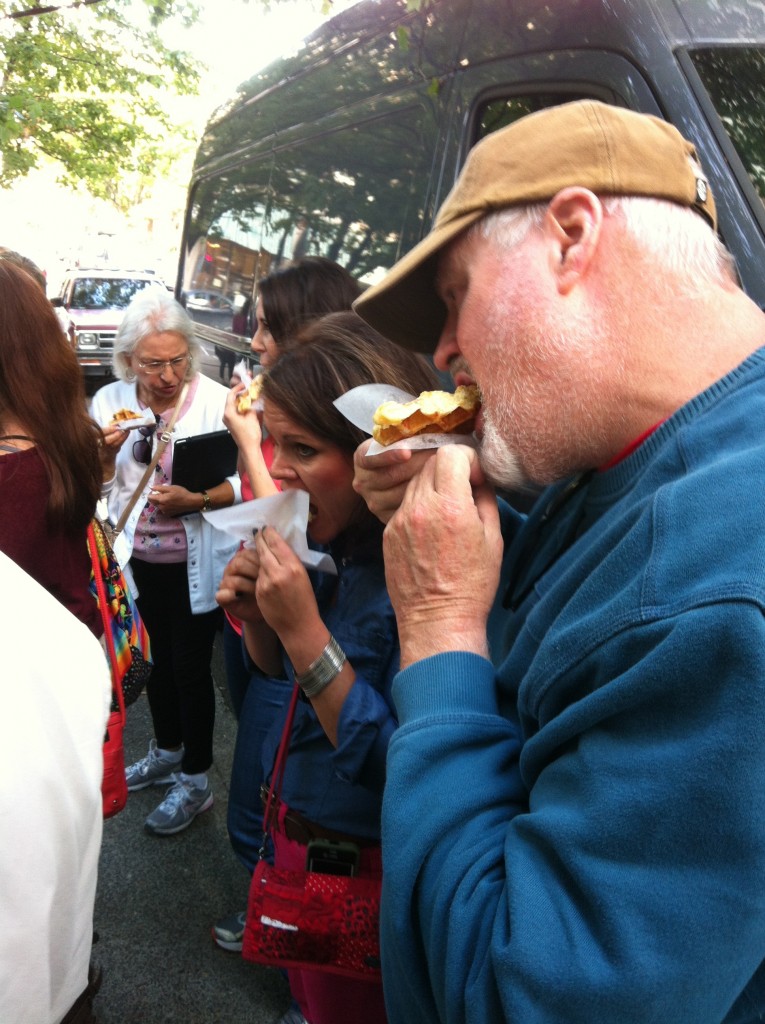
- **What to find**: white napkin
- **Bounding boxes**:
[232,360,253,387]
[333,384,478,456]
[201,489,337,575]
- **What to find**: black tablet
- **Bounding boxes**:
[171,430,239,493]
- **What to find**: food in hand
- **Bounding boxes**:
[372,385,480,445]
[111,408,142,423]
[237,375,264,414]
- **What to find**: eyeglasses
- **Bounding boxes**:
[132,417,159,465]
[136,354,190,376]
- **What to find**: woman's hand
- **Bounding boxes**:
[216,547,265,623]
[217,547,283,675]
[151,479,234,517]
[147,483,200,517]
[223,386,277,499]
[252,526,320,645]
[223,385,263,449]
[99,425,130,480]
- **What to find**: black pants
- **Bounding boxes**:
[130,557,220,774]
[60,963,102,1024]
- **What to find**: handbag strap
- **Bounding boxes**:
[112,382,189,536]
[261,683,300,847]
[87,521,126,721]
[0,434,34,453]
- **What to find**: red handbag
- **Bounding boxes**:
[242,685,382,979]
[88,524,128,819]
[244,860,382,978]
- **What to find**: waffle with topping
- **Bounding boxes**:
[372,385,480,445]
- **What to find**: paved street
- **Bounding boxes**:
[93,631,291,1024]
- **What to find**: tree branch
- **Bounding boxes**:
[5,0,106,20]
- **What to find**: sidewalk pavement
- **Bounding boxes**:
[93,631,291,1024]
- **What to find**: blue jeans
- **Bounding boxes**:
[226,651,292,873]
[222,617,251,720]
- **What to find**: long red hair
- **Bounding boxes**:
[0,261,102,532]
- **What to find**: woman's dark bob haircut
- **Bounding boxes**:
[257,257,363,350]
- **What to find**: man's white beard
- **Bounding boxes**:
[478,406,529,492]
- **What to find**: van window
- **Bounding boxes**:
[476,93,596,140]
[183,102,438,339]
[688,46,765,203]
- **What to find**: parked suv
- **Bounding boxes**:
[52,268,167,379]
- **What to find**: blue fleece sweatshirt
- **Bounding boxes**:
[381,349,765,1024]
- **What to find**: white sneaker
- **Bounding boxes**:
[144,776,213,836]
[125,739,183,791]
[212,910,246,952]
[278,1007,310,1024]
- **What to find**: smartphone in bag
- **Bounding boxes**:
[305,838,360,877]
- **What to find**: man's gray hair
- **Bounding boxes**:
[112,287,202,382]
[0,246,46,292]
[476,195,737,289]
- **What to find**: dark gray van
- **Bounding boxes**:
[178,0,765,359]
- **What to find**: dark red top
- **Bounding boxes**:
[0,446,102,637]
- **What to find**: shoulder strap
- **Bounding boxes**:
[261,683,300,844]
[111,383,189,537]
[87,521,126,721]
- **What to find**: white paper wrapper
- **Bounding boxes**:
[105,411,156,431]
[232,360,253,387]
[333,384,479,456]
[233,367,265,414]
[201,489,337,575]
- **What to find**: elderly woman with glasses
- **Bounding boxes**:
[91,287,242,837]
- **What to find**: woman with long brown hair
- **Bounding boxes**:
[0,256,108,1024]
[217,312,437,1024]
[213,259,364,962]
[0,259,102,635]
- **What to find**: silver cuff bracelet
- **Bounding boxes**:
[296,635,346,699]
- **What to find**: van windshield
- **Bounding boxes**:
[70,278,158,310]
[689,46,765,204]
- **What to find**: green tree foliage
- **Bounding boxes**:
[0,0,418,212]
[0,0,205,208]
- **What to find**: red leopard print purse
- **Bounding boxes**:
[243,861,381,978]
[242,684,382,979]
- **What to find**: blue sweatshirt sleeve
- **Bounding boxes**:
[381,603,765,1024]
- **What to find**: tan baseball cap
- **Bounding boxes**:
[354,99,716,353]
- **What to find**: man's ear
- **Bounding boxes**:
[543,188,604,295]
